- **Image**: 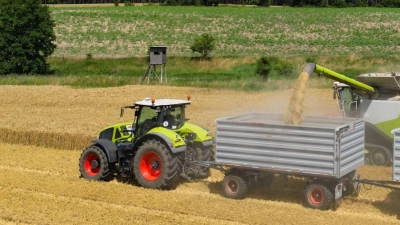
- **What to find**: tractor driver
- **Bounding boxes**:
[163,110,177,128]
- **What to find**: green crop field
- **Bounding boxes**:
[51,6,400,59]
[2,5,400,89]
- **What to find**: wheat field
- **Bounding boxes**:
[0,85,399,224]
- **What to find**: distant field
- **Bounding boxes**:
[51,6,400,58]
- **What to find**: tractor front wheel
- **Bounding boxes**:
[133,140,181,190]
[79,145,114,181]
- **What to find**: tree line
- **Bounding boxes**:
[42,0,400,7]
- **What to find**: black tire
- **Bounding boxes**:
[133,139,181,190]
[195,147,214,178]
[258,173,275,188]
[222,173,248,199]
[367,144,391,166]
[304,182,333,210]
[79,145,114,181]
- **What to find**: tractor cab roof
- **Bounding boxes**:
[134,98,191,107]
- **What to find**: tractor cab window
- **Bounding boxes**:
[161,105,184,130]
[136,106,158,138]
[338,88,359,118]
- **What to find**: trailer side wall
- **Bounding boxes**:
[339,119,365,177]
[215,113,364,178]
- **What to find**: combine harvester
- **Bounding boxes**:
[304,63,400,166]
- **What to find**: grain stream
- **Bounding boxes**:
[284,72,310,125]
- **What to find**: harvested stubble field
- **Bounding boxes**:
[0,85,399,224]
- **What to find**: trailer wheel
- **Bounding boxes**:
[133,139,181,190]
[79,145,114,181]
[304,182,333,210]
[222,173,248,199]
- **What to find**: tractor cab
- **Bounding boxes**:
[128,98,190,140]
[333,82,359,118]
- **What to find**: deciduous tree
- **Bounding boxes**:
[190,33,216,59]
[0,0,57,75]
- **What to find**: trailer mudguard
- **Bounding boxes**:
[91,139,118,163]
[334,180,343,209]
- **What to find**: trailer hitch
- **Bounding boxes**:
[353,178,400,196]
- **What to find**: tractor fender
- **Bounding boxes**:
[179,122,213,142]
[134,133,186,154]
[201,139,214,148]
[91,139,118,163]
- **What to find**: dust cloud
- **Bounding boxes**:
[283,71,309,125]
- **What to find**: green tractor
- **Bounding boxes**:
[79,97,214,189]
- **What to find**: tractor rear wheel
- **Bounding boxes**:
[304,181,333,210]
[133,139,181,190]
[79,145,114,181]
[222,172,248,199]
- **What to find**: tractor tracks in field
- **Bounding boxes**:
[0,184,247,225]
[0,143,399,224]
[0,164,76,179]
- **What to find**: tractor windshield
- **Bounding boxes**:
[136,106,158,138]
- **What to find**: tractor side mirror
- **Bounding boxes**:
[120,108,124,117]
[333,90,336,99]
[135,110,139,117]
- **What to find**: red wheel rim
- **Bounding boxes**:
[140,151,162,181]
[308,188,324,205]
[84,153,100,177]
[225,179,239,195]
